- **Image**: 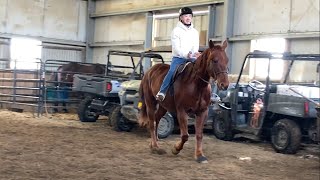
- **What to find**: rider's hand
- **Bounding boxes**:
[194,52,201,58]
[187,52,193,59]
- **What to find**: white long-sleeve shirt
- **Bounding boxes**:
[171,21,199,59]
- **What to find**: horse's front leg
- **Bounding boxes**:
[194,109,209,163]
[172,110,189,155]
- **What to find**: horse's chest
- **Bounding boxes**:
[182,92,210,112]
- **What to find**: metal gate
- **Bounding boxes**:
[42,59,107,113]
[0,58,43,116]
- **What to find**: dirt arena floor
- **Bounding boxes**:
[0,109,319,180]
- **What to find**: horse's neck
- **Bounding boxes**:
[176,59,209,91]
[190,53,210,86]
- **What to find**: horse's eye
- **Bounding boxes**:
[213,59,218,63]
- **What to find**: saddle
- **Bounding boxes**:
[173,61,193,80]
[168,61,193,95]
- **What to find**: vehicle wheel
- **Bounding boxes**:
[106,105,118,127]
[212,111,233,141]
[78,97,99,122]
[271,119,301,154]
[110,106,134,132]
[157,113,175,139]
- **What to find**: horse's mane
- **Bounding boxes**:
[178,48,211,83]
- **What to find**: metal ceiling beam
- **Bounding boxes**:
[0,33,85,47]
[90,1,224,18]
[228,32,320,41]
[209,32,320,42]
[90,40,144,47]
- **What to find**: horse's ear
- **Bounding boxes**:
[209,40,214,48]
[222,40,228,50]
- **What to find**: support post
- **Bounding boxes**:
[144,12,153,72]
[222,0,235,72]
[85,0,96,63]
[207,5,216,46]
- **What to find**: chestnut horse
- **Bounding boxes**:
[139,40,229,163]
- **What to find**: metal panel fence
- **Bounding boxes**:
[0,58,106,115]
[0,58,42,116]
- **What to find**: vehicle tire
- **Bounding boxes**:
[157,113,175,139]
[271,119,301,154]
[78,97,99,122]
[110,106,135,132]
[212,111,233,141]
[106,105,118,127]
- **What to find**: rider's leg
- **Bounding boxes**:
[156,57,186,101]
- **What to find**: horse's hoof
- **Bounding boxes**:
[171,147,180,155]
[151,148,167,155]
[196,156,208,163]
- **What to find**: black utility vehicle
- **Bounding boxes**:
[212,51,320,154]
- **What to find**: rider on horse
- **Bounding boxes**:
[156,7,201,101]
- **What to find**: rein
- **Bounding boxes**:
[198,75,211,84]
[197,71,228,85]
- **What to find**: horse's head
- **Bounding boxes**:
[57,66,73,84]
[95,64,106,74]
[205,40,229,90]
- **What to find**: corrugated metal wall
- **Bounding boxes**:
[0,0,87,70]
[233,0,319,36]
[0,38,9,69]
[42,48,84,63]
[230,0,320,73]
[92,13,146,64]
[95,0,216,12]
[0,0,87,42]
[0,39,9,58]
[94,14,146,43]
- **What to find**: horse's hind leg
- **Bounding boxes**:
[146,101,166,155]
[155,106,167,141]
[172,110,189,155]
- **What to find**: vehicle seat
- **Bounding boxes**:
[269,84,278,93]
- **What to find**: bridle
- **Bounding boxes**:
[215,70,228,77]
[195,50,229,84]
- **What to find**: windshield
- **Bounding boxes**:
[240,53,320,86]
[285,60,319,85]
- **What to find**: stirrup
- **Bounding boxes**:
[156,92,165,101]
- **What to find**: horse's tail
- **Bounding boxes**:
[138,75,149,127]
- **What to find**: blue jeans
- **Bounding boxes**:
[159,57,188,94]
